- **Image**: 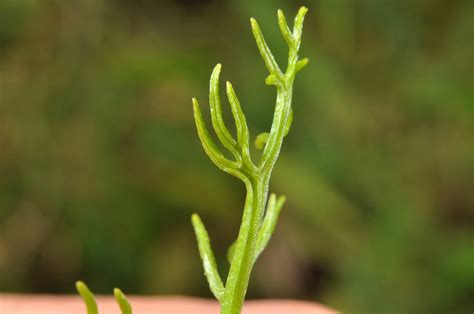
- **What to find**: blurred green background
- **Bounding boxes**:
[0,0,473,312]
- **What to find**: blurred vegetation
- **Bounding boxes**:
[0,0,473,313]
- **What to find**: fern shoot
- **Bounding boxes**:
[191,7,308,314]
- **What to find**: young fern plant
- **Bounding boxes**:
[191,6,308,314]
[76,281,133,314]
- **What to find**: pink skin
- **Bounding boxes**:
[0,295,337,314]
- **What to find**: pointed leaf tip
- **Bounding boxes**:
[191,213,225,302]
[75,281,98,314]
[192,97,199,106]
[299,6,309,15]
[255,193,286,260]
[277,9,293,47]
[293,6,308,41]
[76,281,88,297]
[251,16,283,78]
[296,58,309,72]
[226,79,250,156]
[265,74,278,85]
[227,240,237,264]
[209,60,239,154]
[255,132,269,150]
[75,280,92,296]
[212,64,222,77]
[226,81,234,95]
[114,288,133,314]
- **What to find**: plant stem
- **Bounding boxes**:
[191,7,308,314]
[222,70,296,314]
[221,174,269,314]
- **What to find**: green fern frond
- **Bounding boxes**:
[191,7,308,314]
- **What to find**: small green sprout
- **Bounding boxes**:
[192,7,308,314]
[76,281,133,314]
[76,281,99,314]
[114,288,133,314]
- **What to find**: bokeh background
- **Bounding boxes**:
[0,0,473,313]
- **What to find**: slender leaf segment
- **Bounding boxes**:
[76,281,99,314]
[191,7,308,314]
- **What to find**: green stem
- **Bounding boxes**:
[191,7,308,314]
[221,42,298,314]
[221,175,268,314]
